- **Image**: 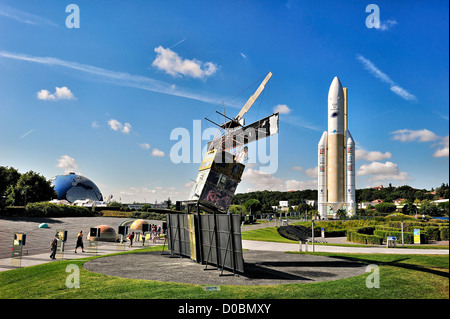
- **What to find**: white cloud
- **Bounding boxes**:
[356,149,392,161]
[291,166,302,171]
[433,136,449,158]
[0,51,242,109]
[37,86,76,101]
[152,46,218,79]
[390,85,416,101]
[19,129,34,139]
[108,119,132,134]
[356,54,417,101]
[91,121,100,128]
[56,155,78,174]
[273,104,291,114]
[357,161,411,182]
[241,168,316,192]
[390,129,440,142]
[118,185,187,203]
[151,148,165,157]
[305,166,318,179]
[140,143,150,150]
[0,4,57,26]
[379,19,398,31]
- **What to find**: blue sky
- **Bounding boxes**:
[0,0,448,203]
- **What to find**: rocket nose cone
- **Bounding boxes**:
[328,76,344,98]
[331,76,342,89]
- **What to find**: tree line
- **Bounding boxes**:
[0,166,56,209]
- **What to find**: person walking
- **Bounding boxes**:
[74,230,85,253]
[49,234,58,259]
[128,232,135,247]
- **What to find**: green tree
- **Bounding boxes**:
[419,201,440,216]
[6,171,56,206]
[402,202,417,215]
[243,199,262,215]
[437,202,449,216]
[374,202,397,214]
[0,166,21,208]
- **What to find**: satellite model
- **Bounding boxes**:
[188,72,279,213]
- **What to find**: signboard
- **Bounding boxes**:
[12,232,26,261]
[413,229,421,244]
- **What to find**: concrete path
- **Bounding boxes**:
[0,241,164,272]
[242,240,449,255]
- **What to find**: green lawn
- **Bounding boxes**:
[0,246,448,299]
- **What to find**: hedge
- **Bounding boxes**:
[373,229,428,244]
[440,226,449,240]
[346,230,383,245]
[25,202,93,217]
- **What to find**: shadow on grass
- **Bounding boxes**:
[329,255,449,279]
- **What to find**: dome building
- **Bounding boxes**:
[50,172,103,203]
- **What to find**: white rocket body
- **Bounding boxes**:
[318,77,356,219]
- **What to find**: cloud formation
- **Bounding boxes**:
[241,168,316,192]
[0,4,57,26]
[433,136,449,158]
[356,149,392,161]
[152,46,218,79]
[390,129,448,158]
[357,161,411,182]
[379,20,398,31]
[151,148,165,157]
[356,54,417,101]
[37,86,76,101]
[0,51,241,108]
[273,104,291,114]
[390,129,440,143]
[56,155,78,174]
[108,119,132,134]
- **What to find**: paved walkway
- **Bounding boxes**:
[242,240,449,255]
[0,241,164,272]
[1,238,447,273]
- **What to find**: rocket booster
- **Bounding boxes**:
[318,77,356,219]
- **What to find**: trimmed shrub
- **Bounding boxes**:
[439,226,449,241]
[346,230,383,245]
[373,229,428,244]
[424,226,441,241]
[25,202,92,217]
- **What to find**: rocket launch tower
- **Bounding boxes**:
[318,77,356,219]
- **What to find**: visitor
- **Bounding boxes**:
[49,234,58,259]
[74,230,85,253]
[128,232,135,247]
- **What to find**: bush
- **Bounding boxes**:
[373,229,428,244]
[424,226,441,241]
[439,226,449,240]
[346,230,382,245]
[25,202,92,217]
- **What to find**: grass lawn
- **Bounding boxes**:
[0,246,448,299]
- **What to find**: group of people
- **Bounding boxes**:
[49,224,165,259]
[128,224,164,247]
[49,230,84,259]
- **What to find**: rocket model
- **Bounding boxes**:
[318,77,356,219]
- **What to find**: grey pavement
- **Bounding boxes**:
[0,216,448,273]
[242,240,449,255]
